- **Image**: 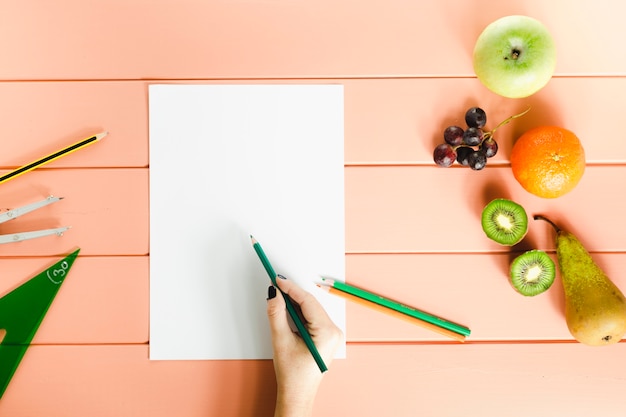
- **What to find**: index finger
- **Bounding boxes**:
[275,278,334,326]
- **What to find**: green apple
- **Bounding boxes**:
[473,15,556,98]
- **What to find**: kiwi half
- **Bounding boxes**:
[510,250,556,296]
[481,198,528,245]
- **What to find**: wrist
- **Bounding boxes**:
[275,387,319,417]
[274,378,321,417]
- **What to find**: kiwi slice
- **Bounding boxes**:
[510,250,556,296]
[481,198,528,245]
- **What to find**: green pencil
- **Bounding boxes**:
[322,278,471,337]
[250,236,328,373]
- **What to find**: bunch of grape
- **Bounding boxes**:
[433,106,498,171]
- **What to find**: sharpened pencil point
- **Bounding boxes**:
[95,131,109,141]
[316,283,330,292]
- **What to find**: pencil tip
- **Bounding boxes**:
[96,131,109,140]
[250,235,257,243]
[316,283,330,292]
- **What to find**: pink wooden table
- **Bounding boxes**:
[1,1,625,416]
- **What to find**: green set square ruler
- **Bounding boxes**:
[0,248,80,399]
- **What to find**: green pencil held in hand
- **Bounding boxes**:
[250,236,328,373]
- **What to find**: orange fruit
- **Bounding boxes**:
[510,126,585,198]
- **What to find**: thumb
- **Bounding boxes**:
[266,285,292,340]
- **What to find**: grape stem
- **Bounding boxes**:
[483,106,531,140]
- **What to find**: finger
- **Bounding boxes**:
[265,285,293,339]
[275,278,335,328]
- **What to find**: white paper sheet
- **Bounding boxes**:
[149,84,345,360]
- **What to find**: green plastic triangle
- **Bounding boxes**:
[0,248,80,399]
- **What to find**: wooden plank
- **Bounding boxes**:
[0,256,148,344]
[2,77,622,168]
[0,169,148,256]
[344,253,626,342]
[3,252,622,345]
[343,76,626,164]
[0,345,277,417]
[320,343,626,417]
[345,165,626,253]
[0,82,148,168]
[0,1,625,79]
[1,344,625,417]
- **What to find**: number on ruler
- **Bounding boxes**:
[47,261,69,284]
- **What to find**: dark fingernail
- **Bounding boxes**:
[277,274,287,280]
[267,285,277,300]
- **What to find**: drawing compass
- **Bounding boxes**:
[0,196,70,244]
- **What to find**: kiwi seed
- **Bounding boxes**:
[510,250,556,296]
[481,198,528,245]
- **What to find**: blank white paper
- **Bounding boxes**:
[149,84,345,360]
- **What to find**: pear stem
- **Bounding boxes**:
[533,215,561,233]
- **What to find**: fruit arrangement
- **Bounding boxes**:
[429,13,622,346]
[433,107,529,170]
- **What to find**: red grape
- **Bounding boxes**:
[480,137,498,158]
[463,127,483,146]
[465,107,487,128]
[433,144,457,167]
[444,126,464,146]
[468,150,487,170]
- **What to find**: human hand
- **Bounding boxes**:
[266,276,343,417]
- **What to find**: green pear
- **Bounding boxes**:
[535,215,626,346]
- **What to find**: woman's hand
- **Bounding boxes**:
[266,276,343,417]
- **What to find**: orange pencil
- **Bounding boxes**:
[318,284,466,342]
